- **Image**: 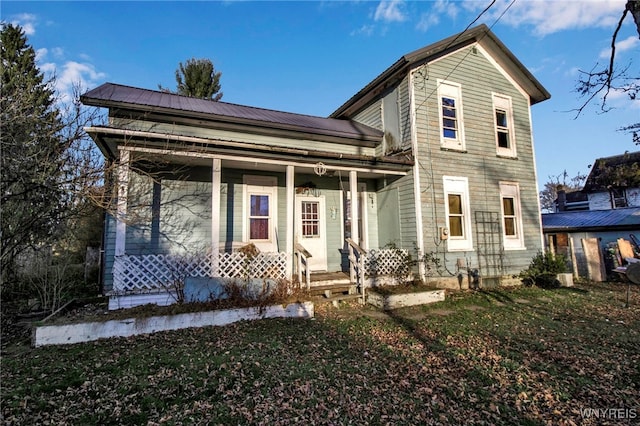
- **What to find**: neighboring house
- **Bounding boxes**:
[582,151,640,211]
[546,152,640,279]
[542,208,640,278]
[82,24,550,309]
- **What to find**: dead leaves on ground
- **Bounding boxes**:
[1,283,639,425]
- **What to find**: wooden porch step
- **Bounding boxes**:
[308,284,357,297]
[312,293,363,305]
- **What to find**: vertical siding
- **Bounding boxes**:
[411,45,543,276]
[376,174,417,251]
[102,214,116,292]
[397,74,413,151]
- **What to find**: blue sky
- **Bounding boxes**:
[3,1,639,189]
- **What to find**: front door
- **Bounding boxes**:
[296,196,327,271]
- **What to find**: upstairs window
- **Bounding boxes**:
[437,80,465,151]
[493,94,516,157]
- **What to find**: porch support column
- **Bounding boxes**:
[286,165,295,279]
[211,158,222,275]
[349,170,359,245]
[115,149,130,257]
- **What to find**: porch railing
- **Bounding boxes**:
[112,251,287,293]
[294,243,313,290]
[346,238,367,303]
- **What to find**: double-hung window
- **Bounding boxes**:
[493,94,516,157]
[437,80,465,151]
[499,182,525,250]
[443,176,473,251]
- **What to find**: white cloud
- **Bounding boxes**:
[35,47,48,62]
[10,13,37,35]
[416,12,440,32]
[374,0,407,23]
[599,35,640,58]
[463,0,627,36]
[41,61,107,104]
[350,24,374,37]
[416,0,460,32]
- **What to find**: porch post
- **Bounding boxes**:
[115,149,130,257]
[211,158,222,275]
[349,170,359,245]
[286,165,295,279]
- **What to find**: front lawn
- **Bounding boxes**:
[2,282,639,425]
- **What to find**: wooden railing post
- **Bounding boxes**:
[346,238,367,303]
[294,243,312,290]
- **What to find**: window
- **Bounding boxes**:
[499,182,525,250]
[437,80,465,150]
[493,94,516,157]
[243,175,277,252]
[610,188,628,208]
[249,195,270,240]
[301,201,320,237]
[443,176,473,251]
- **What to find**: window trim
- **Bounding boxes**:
[437,80,465,151]
[499,181,525,250]
[492,93,516,157]
[443,176,473,251]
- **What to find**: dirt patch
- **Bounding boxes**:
[463,305,486,312]
[514,298,532,304]
[428,309,456,316]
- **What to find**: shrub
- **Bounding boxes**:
[517,251,568,289]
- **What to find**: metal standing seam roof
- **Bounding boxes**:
[80,83,383,142]
[542,207,640,231]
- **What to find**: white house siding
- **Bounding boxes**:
[588,189,640,210]
[409,45,542,278]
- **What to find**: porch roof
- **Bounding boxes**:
[81,83,383,147]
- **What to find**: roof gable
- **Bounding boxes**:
[330,24,550,119]
[583,151,640,192]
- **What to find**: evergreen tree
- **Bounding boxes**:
[0,23,67,276]
[161,58,223,100]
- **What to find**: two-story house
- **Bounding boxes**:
[82,24,550,309]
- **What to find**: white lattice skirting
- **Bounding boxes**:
[113,252,288,293]
[112,249,408,293]
[364,248,409,276]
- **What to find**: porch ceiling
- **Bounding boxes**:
[129,149,406,179]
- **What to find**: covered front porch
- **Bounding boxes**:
[105,143,413,309]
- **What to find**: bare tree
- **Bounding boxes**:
[574,0,640,144]
[539,170,587,213]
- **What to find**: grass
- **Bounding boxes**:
[2,281,639,425]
